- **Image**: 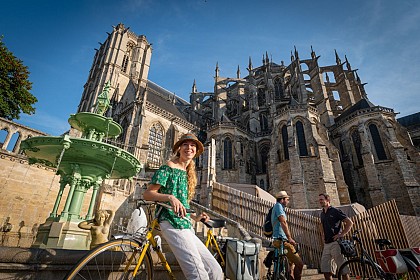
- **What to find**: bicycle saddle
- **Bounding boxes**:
[202,219,226,229]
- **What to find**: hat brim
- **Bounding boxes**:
[173,138,204,157]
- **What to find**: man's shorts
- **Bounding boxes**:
[321,241,348,274]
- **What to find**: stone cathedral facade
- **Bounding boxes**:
[77,23,419,216]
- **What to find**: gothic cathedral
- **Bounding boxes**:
[77,23,419,215]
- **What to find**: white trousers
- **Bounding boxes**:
[160,221,224,280]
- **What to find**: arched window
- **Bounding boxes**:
[260,146,270,173]
[369,124,387,160]
[122,54,129,73]
[296,121,308,156]
[281,125,289,160]
[223,137,233,169]
[119,117,129,143]
[351,130,364,166]
[260,113,269,131]
[274,79,283,100]
[258,88,266,106]
[147,124,163,168]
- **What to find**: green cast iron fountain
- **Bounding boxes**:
[20,82,142,249]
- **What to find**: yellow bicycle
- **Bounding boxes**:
[64,201,229,279]
[64,201,194,280]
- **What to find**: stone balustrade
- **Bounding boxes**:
[0,117,47,153]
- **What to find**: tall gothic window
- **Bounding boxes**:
[369,124,387,160]
[223,137,233,169]
[119,117,129,143]
[258,88,266,106]
[147,124,163,169]
[122,55,129,73]
[351,130,364,166]
[281,125,289,161]
[274,79,283,100]
[260,146,270,173]
[296,121,308,156]
[260,113,269,131]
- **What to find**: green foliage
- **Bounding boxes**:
[0,36,37,120]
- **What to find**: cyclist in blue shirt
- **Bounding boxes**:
[271,191,303,280]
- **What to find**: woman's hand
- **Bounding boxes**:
[193,212,210,223]
[168,195,186,218]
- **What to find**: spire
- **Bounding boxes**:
[265,51,269,65]
[345,55,352,71]
[294,46,299,60]
[262,54,265,66]
[335,49,342,65]
[192,79,197,93]
[290,51,294,62]
[248,56,253,71]
[172,92,176,105]
[311,45,316,59]
[237,65,240,78]
[215,62,219,77]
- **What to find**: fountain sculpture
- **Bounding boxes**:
[20,82,142,249]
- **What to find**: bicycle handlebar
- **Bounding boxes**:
[137,199,195,215]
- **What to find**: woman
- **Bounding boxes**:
[143,133,223,280]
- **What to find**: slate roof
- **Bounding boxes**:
[145,81,189,121]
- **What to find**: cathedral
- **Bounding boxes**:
[77,23,419,216]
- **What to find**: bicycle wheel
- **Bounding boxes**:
[273,256,290,280]
[337,259,388,280]
[65,239,153,280]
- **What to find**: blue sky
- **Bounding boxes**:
[1,0,419,135]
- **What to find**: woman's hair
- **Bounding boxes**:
[172,146,197,201]
[186,159,197,200]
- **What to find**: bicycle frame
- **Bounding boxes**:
[358,247,388,278]
[118,202,179,279]
[204,227,226,268]
[132,218,175,278]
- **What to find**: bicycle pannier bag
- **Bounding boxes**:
[374,249,408,274]
[226,239,260,280]
[337,239,357,257]
[262,206,274,237]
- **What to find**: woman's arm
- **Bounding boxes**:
[143,183,186,216]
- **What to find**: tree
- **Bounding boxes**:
[0,36,37,120]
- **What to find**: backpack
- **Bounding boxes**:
[263,206,274,237]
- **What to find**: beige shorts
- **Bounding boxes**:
[272,239,304,266]
[321,241,348,274]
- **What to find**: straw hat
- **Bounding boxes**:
[275,191,290,199]
[172,133,204,157]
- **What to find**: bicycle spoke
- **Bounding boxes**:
[65,239,153,280]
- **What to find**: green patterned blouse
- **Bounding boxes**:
[149,165,192,229]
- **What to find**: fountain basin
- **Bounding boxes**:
[68,112,122,138]
[21,135,141,180]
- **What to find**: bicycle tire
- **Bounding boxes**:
[337,258,390,280]
[64,238,153,280]
[273,256,290,280]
